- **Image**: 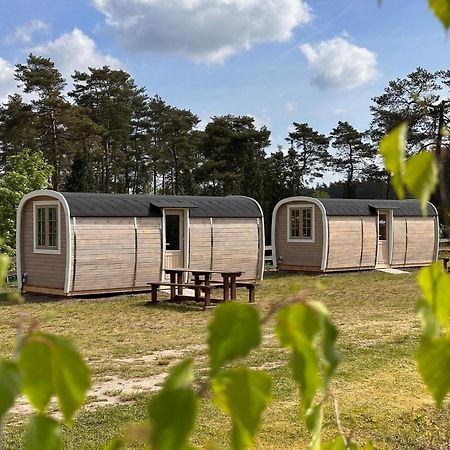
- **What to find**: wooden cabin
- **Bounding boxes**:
[271,197,439,272]
[16,190,264,296]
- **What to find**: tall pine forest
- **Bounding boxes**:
[1,55,450,242]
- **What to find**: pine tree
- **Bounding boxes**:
[330,121,374,199]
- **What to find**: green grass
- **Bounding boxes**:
[1,270,449,449]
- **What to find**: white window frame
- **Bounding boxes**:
[33,200,61,254]
[287,204,315,243]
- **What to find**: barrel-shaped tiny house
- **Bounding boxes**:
[271,197,439,272]
[17,191,264,296]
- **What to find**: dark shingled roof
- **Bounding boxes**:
[60,193,262,218]
[318,198,437,217]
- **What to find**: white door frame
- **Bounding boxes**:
[376,209,393,267]
[162,208,190,276]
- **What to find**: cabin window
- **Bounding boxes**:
[165,214,180,251]
[378,213,388,241]
[288,205,315,242]
[33,202,60,254]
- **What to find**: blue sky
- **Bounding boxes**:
[0,0,447,154]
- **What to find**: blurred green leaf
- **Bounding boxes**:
[164,358,194,390]
[429,0,450,29]
[0,253,9,287]
[24,414,61,450]
[48,335,91,426]
[416,336,450,407]
[208,303,261,376]
[320,315,340,391]
[19,333,91,425]
[212,368,272,450]
[103,439,124,450]
[19,336,54,413]
[276,303,340,412]
[277,304,321,411]
[148,360,197,450]
[404,151,438,214]
[320,436,360,450]
[0,359,22,417]
[305,404,323,450]
[379,122,407,199]
[417,263,450,334]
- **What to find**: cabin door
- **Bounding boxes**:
[164,210,185,271]
[376,210,391,268]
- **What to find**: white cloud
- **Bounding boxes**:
[0,58,16,103]
[249,110,271,130]
[4,19,49,44]
[30,28,123,82]
[300,37,379,90]
[333,108,348,114]
[92,0,312,63]
[285,101,297,113]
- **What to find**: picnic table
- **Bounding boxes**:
[148,267,256,308]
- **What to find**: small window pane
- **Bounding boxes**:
[166,215,180,250]
[48,207,58,247]
[302,209,312,238]
[37,207,46,247]
[379,213,387,241]
[290,209,300,238]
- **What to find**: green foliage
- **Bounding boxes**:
[404,151,439,213]
[208,302,261,376]
[416,263,450,406]
[147,359,197,450]
[329,121,374,198]
[379,123,438,212]
[429,0,450,28]
[276,301,340,448]
[379,122,407,198]
[18,332,91,425]
[0,360,21,418]
[24,415,61,450]
[321,436,373,450]
[276,302,340,413]
[212,368,272,450]
[0,148,52,256]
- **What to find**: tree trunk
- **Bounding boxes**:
[435,100,449,237]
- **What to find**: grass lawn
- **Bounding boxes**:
[1,270,449,449]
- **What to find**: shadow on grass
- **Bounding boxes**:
[263,270,322,280]
[137,299,207,313]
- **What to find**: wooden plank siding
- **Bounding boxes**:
[211,218,259,280]
[73,217,135,291]
[21,196,67,290]
[189,218,212,270]
[326,217,377,270]
[275,203,324,271]
[135,217,162,286]
[391,217,407,266]
[404,217,435,265]
[73,217,162,292]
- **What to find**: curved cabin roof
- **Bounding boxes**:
[318,198,437,217]
[59,192,262,218]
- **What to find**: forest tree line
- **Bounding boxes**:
[1,55,450,236]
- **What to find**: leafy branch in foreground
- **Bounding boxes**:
[416,263,450,406]
[0,249,91,450]
[379,124,450,407]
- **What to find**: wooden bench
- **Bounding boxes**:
[195,279,257,303]
[235,282,257,303]
[148,282,222,308]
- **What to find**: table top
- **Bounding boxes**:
[164,267,242,275]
